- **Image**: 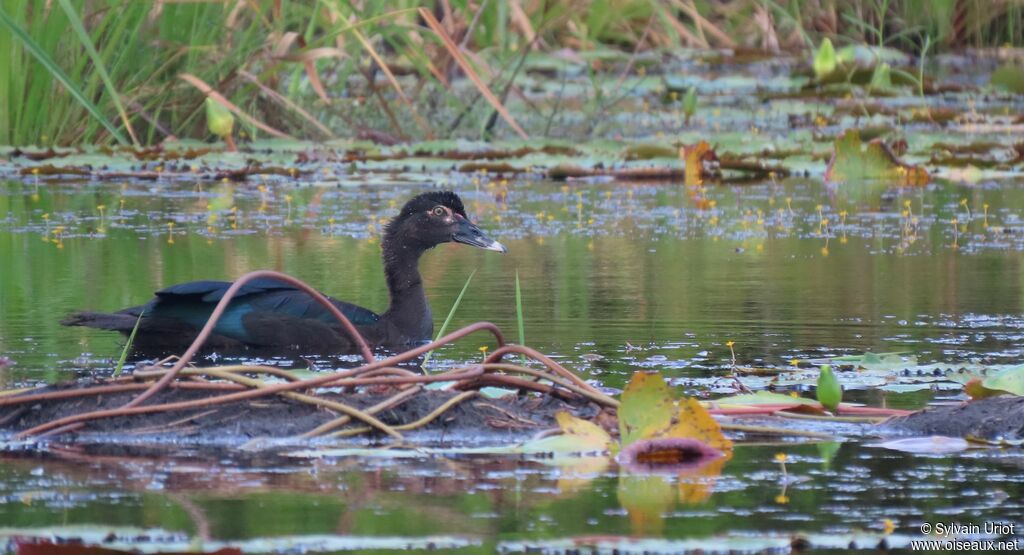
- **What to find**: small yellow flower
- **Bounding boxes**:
[774,452,788,463]
[882,519,895,535]
[726,341,735,348]
[774,494,789,505]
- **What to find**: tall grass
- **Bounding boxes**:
[2,0,1020,146]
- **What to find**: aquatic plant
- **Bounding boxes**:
[111,311,143,378]
[205,98,236,152]
[816,364,842,412]
[421,269,476,367]
[2,0,1021,146]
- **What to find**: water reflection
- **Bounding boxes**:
[0,443,1020,551]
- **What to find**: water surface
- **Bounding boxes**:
[1,175,1023,551]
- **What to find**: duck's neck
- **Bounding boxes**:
[380,236,432,341]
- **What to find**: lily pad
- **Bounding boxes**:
[664,397,732,455]
[618,372,675,447]
[712,391,817,406]
[518,411,613,456]
[991,64,1024,94]
[980,364,1024,396]
[825,129,929,186]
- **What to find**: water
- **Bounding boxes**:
[2,178,1022,387]
[1,175,1023,551]
[0,444,1021,552]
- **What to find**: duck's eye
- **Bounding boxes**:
[431,206,446,217]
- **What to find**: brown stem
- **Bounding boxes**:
[484,344,602,395]
[17,323,502,438]
[0,381,243,408]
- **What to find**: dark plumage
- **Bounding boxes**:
[62,191,506,357]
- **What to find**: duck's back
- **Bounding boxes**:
[65,279,382,356]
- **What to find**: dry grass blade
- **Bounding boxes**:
[674,0,735,48]
[179,73,294,139]
[509,0,538,47]
[418,7,529,140]
[303,59,330,105]
[350,26,433,138]
[657,4,706,48]
[238,70,335,138]
[272,31,334,105]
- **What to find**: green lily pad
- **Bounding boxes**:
[618,372,675,447]
[991,64,1024,94]
[825,129,929,185]
[981,364,1024,396]
[712,391,817,406]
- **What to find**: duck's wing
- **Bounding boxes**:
[119,280,380,347]
[242,289,381,327]
[153,278,299,303]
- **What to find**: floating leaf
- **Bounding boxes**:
[623,144,676,160]
[963,378,1004,400]
[816,364,842,412]
[825,129,929,186]
[713,391,817,406]
[619,372,675,447]
[680,141,717,186]
[555,411,612,443]
[980,364,1024,397]
[618,380,731,471]
[665,397,732,456]
[870,436,970,454]
[518,410,612,456]
[991,64,1024,94]
[813,38,837,80]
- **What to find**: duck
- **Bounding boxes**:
[61,191,506,357]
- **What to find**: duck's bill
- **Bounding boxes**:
[453,221,508,253]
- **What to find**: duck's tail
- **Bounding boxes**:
[61,311,139,333]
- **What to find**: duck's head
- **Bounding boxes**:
[385,191,507,253]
